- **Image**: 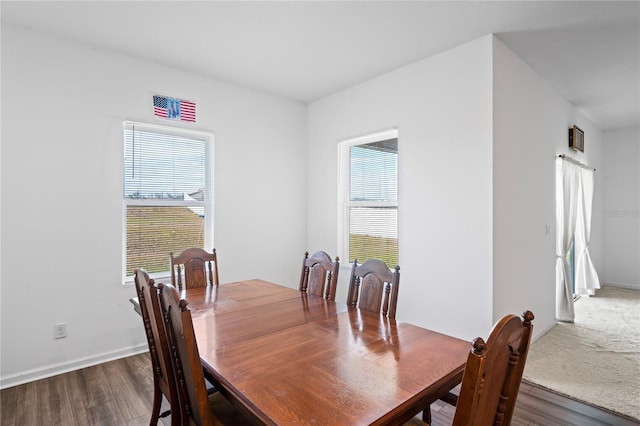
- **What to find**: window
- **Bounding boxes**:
[339,130,398,268]
[123,122,213,281]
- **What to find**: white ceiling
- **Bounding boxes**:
[2,1,639,130]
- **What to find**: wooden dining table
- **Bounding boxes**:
[131,278,471,425]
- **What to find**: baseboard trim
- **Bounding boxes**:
[0,344,149,390]
[603,282,640,291]
[531,318,558,343]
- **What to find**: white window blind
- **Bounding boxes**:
[123,122,213,280]
[340,131,398,268]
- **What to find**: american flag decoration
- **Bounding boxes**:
[153,95,196,122]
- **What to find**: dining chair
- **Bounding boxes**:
[347,258,400,319]
[170,247,219,291]
[417,310,535,426]
[299,251,340,300]
[156,282,253,425]
[133,269,181,426]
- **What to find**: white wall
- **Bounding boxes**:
[307,34,609,344]
[307,36,495,341]
[492,37,604,336]
[0,24,307,387]
[603,127,640,289]
[2,23,623,388]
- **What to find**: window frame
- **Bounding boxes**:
[338,128,399,266]
[122,121,214,284]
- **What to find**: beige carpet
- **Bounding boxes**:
[523,286,640,420]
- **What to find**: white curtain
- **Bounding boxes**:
[556,159,580,322]
[574,167,601,295]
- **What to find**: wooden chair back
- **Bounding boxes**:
[452,311,535,426]
[133,269,180,425]
[170,248,219,291]
[347,259,400,319]
[299,251,340,300]
[157,282,217,426]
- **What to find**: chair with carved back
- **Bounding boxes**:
[156,282,253,425]
[299,251,340,301]
[347,258,400,319]
[451,310,534,425]
[170,247,219,291]
[133,269,180,425]
[415,311,535,426]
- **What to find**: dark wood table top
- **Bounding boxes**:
[183,280,470,425]
[129,278,299,318]
[176,279,302,318]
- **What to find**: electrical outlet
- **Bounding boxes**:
[54,323,67,339]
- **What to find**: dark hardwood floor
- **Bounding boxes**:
[1,353,638,425]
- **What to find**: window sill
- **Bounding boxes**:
[123,273,171,286]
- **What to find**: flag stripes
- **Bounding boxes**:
[153,95,196,122]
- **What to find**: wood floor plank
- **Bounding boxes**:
[12,381,38,426]
[37,373,75,425]
[0,382,18,426]
[101,354,155,422]
[514,399,589,426]
[429,403,458,426]
[518,381,535,394]
[527,383,640,426]
[126,413,154,426]
[83,400,127,426]
[65,364,119,425]
[66,363,115,409]
[517,390,608,426]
